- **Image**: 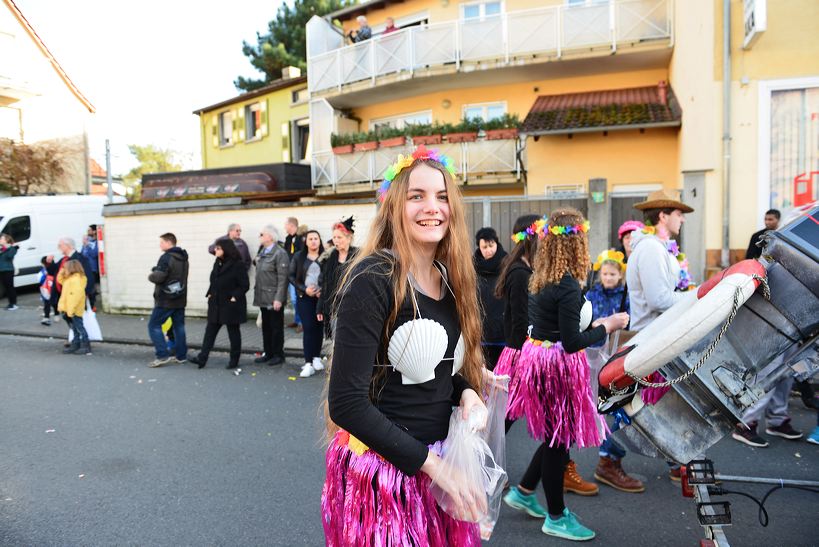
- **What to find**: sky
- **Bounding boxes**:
[14,0,280,176]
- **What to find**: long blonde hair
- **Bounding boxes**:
[323,159,485,440]
[530,207,590,293]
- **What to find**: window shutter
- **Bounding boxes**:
[281,122,291,162]
[260,100,268,136]
[211,117,218,147]
[237,106,245,142]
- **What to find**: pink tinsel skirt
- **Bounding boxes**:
[507,339,608,448]
[493,346,522,418]
[321,430,480,547]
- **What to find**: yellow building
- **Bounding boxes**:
[305,0,818,280]
[193,68,310,169]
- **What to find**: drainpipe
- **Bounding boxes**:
[721,0,731,267]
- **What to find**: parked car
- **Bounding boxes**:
[0,195,125,298]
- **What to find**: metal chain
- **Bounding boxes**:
[619,273,771,390]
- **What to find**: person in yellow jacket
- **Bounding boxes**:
[58,260,91,355]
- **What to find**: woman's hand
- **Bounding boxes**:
[459,389,487,428]
[316,313,324,321]
[305,285,317,297]
[601,312,629,333]
[421,451,488,522]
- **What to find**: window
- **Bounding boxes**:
[462,102,506,122]
[292,119,310,162]
[461,1,502,20]
[769,87,819,210]
[245,103,262,141]
[3,215,31,243]
[291,88,309,104]
[218,111,233,147]
[370,110,433,131]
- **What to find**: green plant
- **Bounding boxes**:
[483,113,521,130]
[375,126,406,140]
[405,123,435,137]
[330,133,354,147]
[451,117,482,133]
[352,130,378,144]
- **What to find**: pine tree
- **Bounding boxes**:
[235,0,348,92]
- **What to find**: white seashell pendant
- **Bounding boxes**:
[579,299,593,332]
[451,335,465,376]
[388,318,449,385]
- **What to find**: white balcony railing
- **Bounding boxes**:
[312,139,522,190]
[308,0,672,94]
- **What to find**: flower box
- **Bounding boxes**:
[411,134,443,145]
[445,132,478,143]
[379,136,407,148]
[485,128,519,140]
[332,144,354,154]
[354,141,378,152]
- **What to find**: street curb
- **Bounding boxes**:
[0,329,305,358]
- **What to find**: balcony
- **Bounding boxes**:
[311,138,522,194]
[307,0,673,99]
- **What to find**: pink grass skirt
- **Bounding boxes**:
[493,346,522,419]
[321,430,480,547]
[507,339,607,448]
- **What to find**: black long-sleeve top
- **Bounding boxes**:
[502,260,532,349]
[529,273,606,354]
[328,254,472,476]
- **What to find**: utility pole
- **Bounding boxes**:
[105,139,113,203]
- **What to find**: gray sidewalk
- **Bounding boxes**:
[0,288,327,360]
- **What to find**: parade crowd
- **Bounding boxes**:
[1,146,816,545]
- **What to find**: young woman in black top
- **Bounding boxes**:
[473,226,508,370]
[289,230,324,377]
[504,208,628,541]
[322,146,486,546]
[189,238,249,370]
[316,216,358,339]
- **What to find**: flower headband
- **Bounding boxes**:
[593,249,626,271]
[377,145,456,201]
[511,218,546,243]
[511,217,590,242]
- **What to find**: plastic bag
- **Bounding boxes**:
[478,374,509,540]
[585,341,611,400]
[430,405,507,534]
[67,301,103,342]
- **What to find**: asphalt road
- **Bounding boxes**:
[1,335,816,546]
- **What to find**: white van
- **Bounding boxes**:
[0,195,125,297]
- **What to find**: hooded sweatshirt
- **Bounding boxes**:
[626,230,684,331]
[148,247,189,308]
[474,245,507,344]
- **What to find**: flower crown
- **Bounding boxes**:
[511,218,546,243]
[593,249,626,271]
[511,217,590,242]
[377,145,456,201]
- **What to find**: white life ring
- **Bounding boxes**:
[599,260,767,393]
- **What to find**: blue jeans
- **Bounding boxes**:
[289,284,301,325]
[599,415,627,460]
[296,295,323,362]
[148,307,187,359]
[67,314,88,346]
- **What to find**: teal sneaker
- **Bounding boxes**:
[542,508,596,541]
[808,426,819,445]
[503,486,547,518]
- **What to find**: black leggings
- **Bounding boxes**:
[519,442,570,517]
[199,322,241,366]
[1,271,16,306]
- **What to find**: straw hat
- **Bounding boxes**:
[634,188,693,213]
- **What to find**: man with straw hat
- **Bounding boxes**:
[625,188,695,482]
[625,188,694,333]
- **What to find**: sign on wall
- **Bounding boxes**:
[743,0,767,50]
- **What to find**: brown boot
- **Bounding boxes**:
[563,460,599,496]
[594,456,645,493]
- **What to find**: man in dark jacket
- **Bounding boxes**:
[745,209,780,260]
[147,233,189,367]
[253,225,290,365]
[208,223,251,270]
